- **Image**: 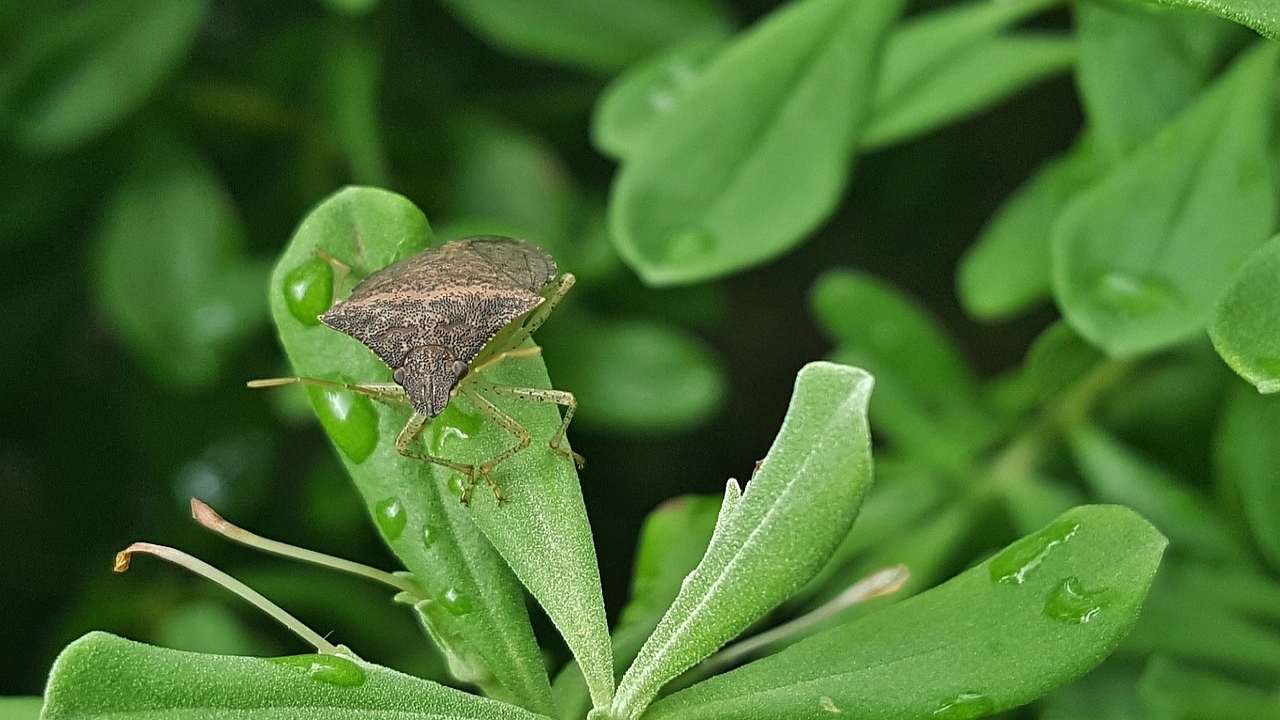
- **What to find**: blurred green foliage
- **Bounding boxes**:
[3,0,1280,717]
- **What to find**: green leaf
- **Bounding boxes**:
[436,0,731,74]
[609,0,905,286]
[958,136,1103,320]
[539,311,725,434]
[0,697,41,720]
[0,0,207,153]
[863,32,1074,149]
[1139,657,1280,720]
[95,138,268,390]
[812,270,992,470]
[42,632,550,720]
[1126,591,1280,676]
[1052,42,1279,357]
[266,187,554,713]
[1040,662,1146,720]
[1069,425,1243,562]
[645,505,1167,720]
[609,361,875,719]
[591,32,726,161]
[1133,0,1280,40]
[1075,0,1238,161]
[553,496,721,720]
[1210,236,1280,393]
[1214,385,1280,570]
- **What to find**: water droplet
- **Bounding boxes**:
[1044,576,1109,624]
[270,654,366,687]
[665,227,716,262]
[429,404,482,455]
[422,525,436,548]
[439,587,474,615]
[374,497,407,541]
[446,473,465,498]
[931,692,993,719]
[282,257,333,326]
[307,385,378,463]
[989,518,1079,584]
[1090,272,1182,319]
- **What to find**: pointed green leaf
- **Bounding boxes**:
[1052,42,1279,356]
[1069,425,1243,562]
[609,0,904,285]
[0,0,207,153]
[436,0,731,74]
[96,138,268,390]
[1076,0,1238,161]
[1214,385,1280,570]
[862,32,1075,149]
[42,632,550,720]
[267,187,554,713]
[645,505,1167,720]
[1210,236,1280,393]
[1132,0,1280,40]
[609,362,875,719]
[958,136,1103,320]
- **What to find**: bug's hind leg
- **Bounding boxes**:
[393,412,482,504]
[247,377,407,406]
[479,384,584,470]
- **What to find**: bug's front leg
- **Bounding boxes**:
[477,383,584,470]
[393,412,481,504]
[247,377,408,406]
[458,387,535,504]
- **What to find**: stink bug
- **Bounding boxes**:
[251,235,582,504]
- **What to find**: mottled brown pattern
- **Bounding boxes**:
[320,236,557,417]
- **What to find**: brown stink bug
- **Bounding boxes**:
[251,235,582,504]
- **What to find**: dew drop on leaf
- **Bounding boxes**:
[665,227,716,262]
[282,256,334,326]
[931,691,993,719]
[439,587,475,616]
[1089,271,1183,319]
[446,473,465,498]
[429,403,482,454]
[989,519,1079,584]
[270,654,367,687]
[374,497,407,541]
[1044,576,1109,624]
[422,524,436,548]
[308,386,378,463]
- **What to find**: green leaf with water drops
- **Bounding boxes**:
[41,632,552,720]
[1069,425,1243,563]
[862,32,1075,150]
[0,697,41,720]
[552,495,721,720]
[591,32,726,161]
[957,136,1103,320]
[609,361,875,720]
[266,186,555,713]
[95,138,269,390]
[1139,657,1280,720]
[643,505,1167,720]
[1211,236,1280,394]
[1075,0,1238,162]
[812,270,993,472]
[1214,385,1280,571]
[1130,0,1280,39]
[609,0,905,286]
[539,310,725,434]
[436,0,731,74]
[0,0,207,153]
[1051,42,1279,357]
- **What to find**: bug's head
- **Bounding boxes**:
[395,346,468,418]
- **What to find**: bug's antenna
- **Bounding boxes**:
[114,542,346,656]
[190,499,416,594]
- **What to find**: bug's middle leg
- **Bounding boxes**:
[475,383,584,469]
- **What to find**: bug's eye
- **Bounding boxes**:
[393,367,405,384]
[451,361,468,378]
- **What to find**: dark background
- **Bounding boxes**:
[0,0,1076,694]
